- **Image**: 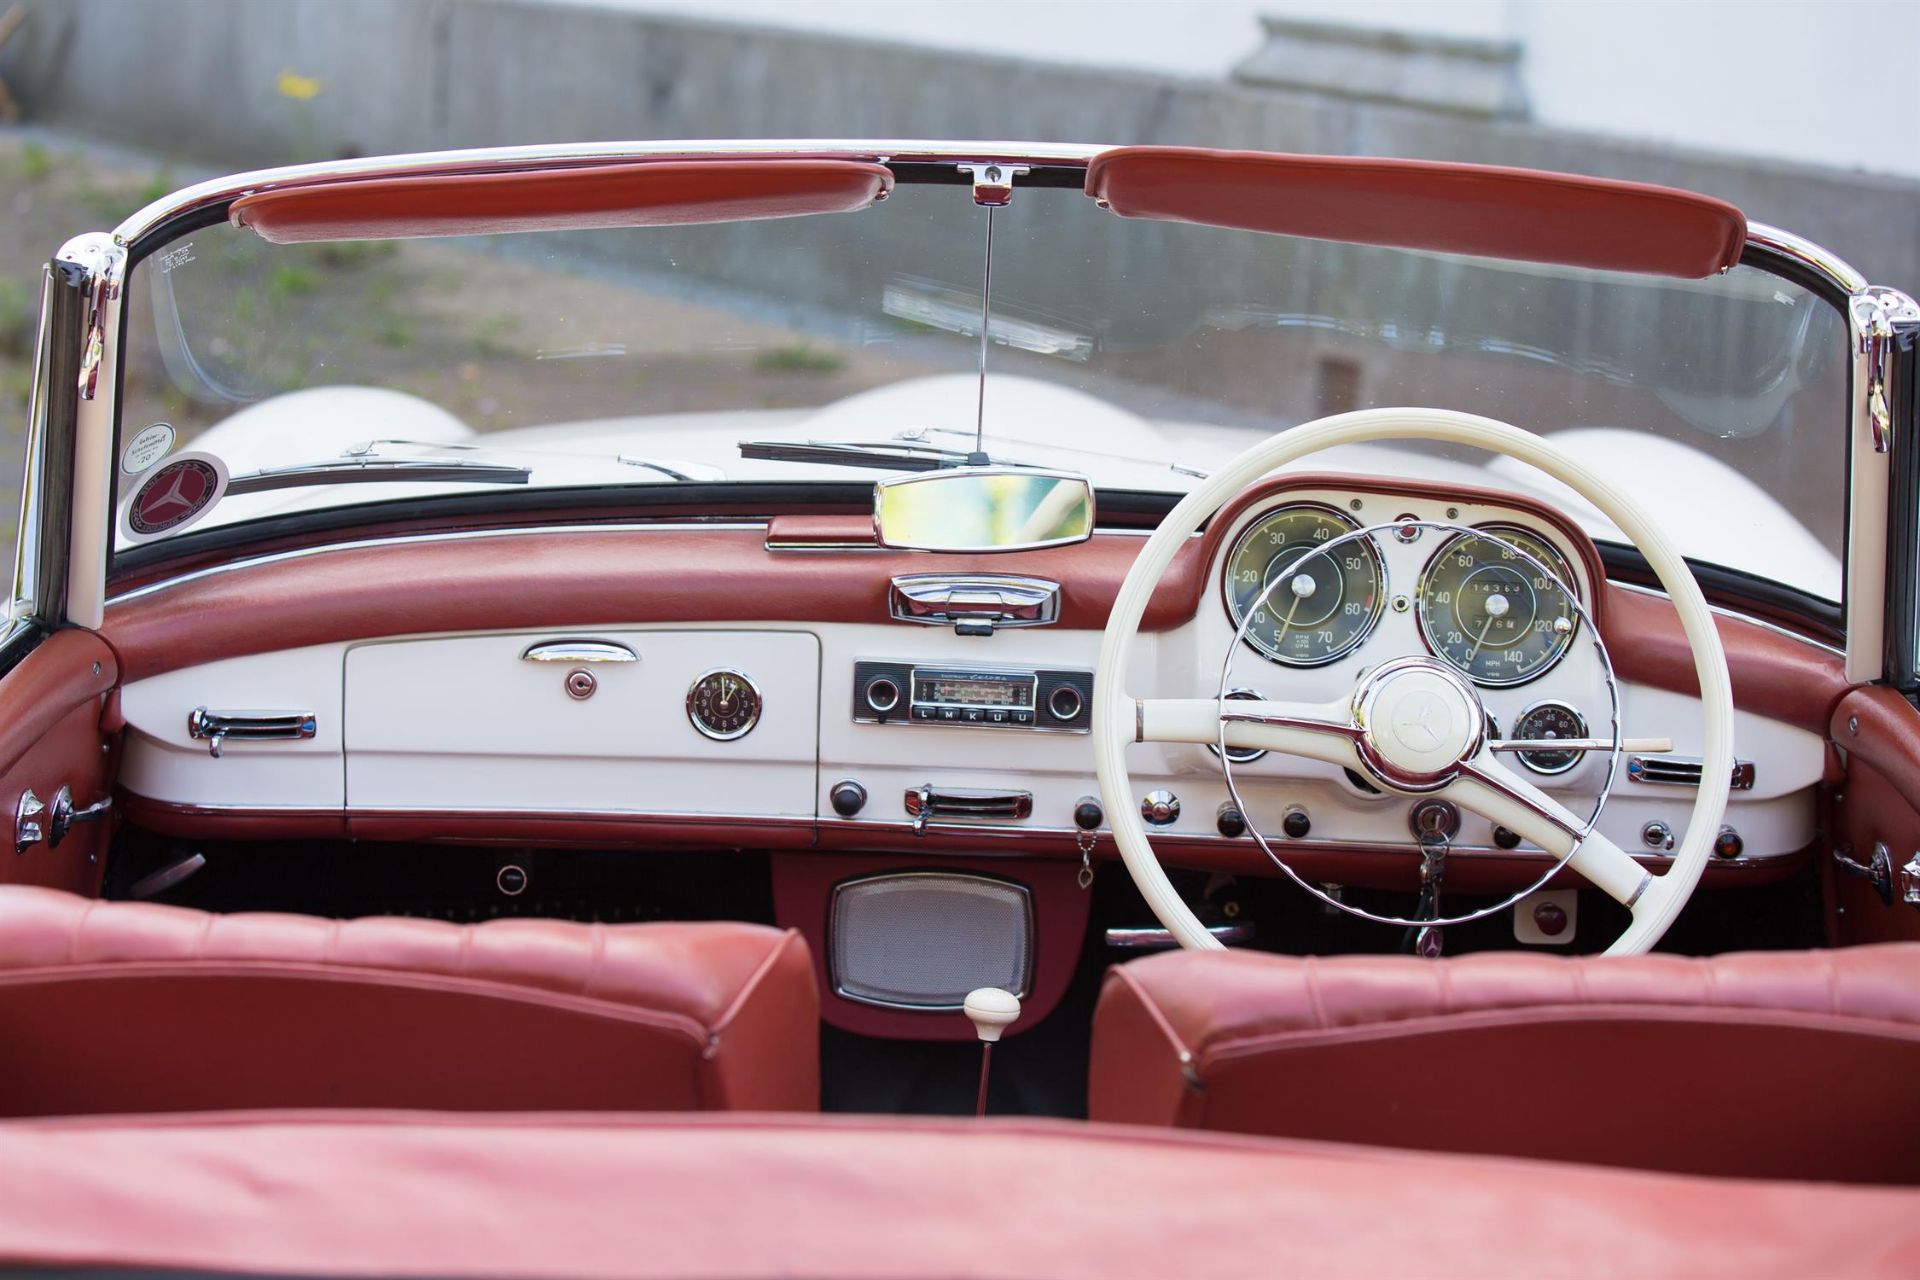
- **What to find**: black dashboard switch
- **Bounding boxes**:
[830,780,868,818]
[1282,808,1311,840]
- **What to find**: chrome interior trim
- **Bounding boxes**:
[105,523,771,605]
[1105,923,1255,949]
[520,639,638,664]
[1744,222,1870,296]
[1626,753,1757,790]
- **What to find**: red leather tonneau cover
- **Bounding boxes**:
[230,160,894,243]
[1087,146,1747,278]
[0,1112,1913,1278]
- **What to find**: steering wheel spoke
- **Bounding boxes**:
[1453,753,1653,909]
[1134,696,1362,771]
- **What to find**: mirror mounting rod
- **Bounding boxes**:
[956,163,1029,465]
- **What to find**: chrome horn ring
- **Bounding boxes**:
[1216,519,1623,929]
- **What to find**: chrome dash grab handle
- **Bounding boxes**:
[187,708,316,759]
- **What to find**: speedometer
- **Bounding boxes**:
[1417,524,1579,686]
[1223,504,1385,667]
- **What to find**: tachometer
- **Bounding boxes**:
[1223,504,1385,667]
[1417,524,1579,686]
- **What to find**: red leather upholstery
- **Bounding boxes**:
[2,1113,1917,1279]
[1090,946,1920,1183]
[0,886,818,1116]
[230,159,894,242]
[1086,146,1747,278]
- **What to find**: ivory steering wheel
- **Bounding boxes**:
[1092,407,1734,956]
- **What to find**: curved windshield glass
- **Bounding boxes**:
[116,179,1849,598]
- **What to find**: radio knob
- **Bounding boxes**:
[1048,685,1084,722]
[864,677,901,715]
[830,779,868,818]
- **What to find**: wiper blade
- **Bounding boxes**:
[226,457,531,496]
[737,438,1028,472]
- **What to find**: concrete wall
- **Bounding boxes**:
[4,0,1918,290]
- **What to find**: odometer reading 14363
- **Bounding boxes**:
[1417,524,1579,686]
[1223,504,1385,667]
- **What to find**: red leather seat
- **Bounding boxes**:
[0,886,818,1117]
[1089,945,1920,1183]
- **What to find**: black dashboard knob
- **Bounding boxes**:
[1281,807,1311,840]
[1713,826,1743,859]
[1493,825,1522,850]
[830,779,868,818]
[1216,803,1247,839]
[1073,796,1104,830]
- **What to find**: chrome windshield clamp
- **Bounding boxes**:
[1851,287,1920,454]
[956,163,1029,207]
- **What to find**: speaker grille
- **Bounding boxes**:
[829,872,1033,1010]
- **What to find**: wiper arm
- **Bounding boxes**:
[737,438,1029,472]
[226,457,531,496]
[345,438,701,482]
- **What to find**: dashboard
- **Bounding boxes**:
[105,474,1829,893]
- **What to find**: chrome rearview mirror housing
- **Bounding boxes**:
[873,468,1095,552]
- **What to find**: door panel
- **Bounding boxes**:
[1830,686,1920,943]
[0,629,118,892]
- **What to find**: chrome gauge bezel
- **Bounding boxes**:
[1511,699,1590,775]
[686,668,763,741]
[1414,522,1581,688]
[1220,502,1387,669]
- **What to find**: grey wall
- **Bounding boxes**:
[5,0,1917,290]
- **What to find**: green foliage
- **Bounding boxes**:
[753,343,845,375]
[20,142,50,181]
[0,278,36,360]
[266,263,319,301]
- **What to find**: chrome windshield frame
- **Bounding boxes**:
[37,140,1884,650]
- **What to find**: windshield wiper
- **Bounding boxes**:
[226,457,531,496]
[737,438,1031,472]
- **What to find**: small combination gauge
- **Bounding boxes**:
[1511,701,1588,775]
[687,669,762,741]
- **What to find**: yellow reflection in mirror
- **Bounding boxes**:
[874,469,1095,552]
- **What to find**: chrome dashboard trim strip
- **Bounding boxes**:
[105,522,771,605]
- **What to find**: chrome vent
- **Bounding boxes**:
[1626,754,1755,790]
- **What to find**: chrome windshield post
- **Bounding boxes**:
[52,232,127,633]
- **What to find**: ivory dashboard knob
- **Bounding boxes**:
[963,987,1021,1043]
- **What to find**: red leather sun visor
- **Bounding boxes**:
[230,159,895,243]
[1086,146,1746,278]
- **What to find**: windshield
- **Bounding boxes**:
[115,177,1850,598]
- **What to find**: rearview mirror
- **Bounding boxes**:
[874,468,1095,552]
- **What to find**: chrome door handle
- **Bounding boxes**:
[48,785,112,847]
[187,708,317,759]
[520,640,638,663]
[1834,842,1894,905]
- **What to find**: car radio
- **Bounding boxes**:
[851,661,1093,733]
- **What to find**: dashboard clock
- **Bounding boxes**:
[687,669,762,740]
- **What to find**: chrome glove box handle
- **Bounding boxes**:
[904,784,1034,835]
[187,707,317,759]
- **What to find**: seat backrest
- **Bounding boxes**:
[0,886,818,1117]
[1089,945,1920,1183]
